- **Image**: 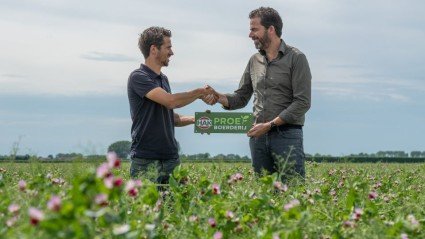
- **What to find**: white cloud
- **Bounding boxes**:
[0,0,424,99]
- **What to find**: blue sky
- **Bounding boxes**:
[1,0,424,157]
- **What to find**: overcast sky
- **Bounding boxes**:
[1,0,424,157]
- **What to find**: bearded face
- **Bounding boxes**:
[156,37,173,67]
[249,17,272,50]
[253,29,271,50]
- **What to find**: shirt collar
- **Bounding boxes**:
[259,39,287,56]
[141,64,162,79]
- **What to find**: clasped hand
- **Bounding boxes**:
[200,86,219,105]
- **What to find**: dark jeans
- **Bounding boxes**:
[249,127,305,182]
[130,157,180,184]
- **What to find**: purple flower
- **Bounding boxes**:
[113,177,123,187]
[225,210,234,219]
[273,181,288,192]
[373,181,382,189]
[213,231,223,239]
[18,180,26,191]
[208,218,216,228]
[95,193,108,207]
[351,208,363,221]
[212,183,221,195]
[96,163,111,178]
[8,203,20,215]
[343,220,355,228]
[47,195,62,211]
[407,214,419,227]
[400,233,408,239]
[368,191,378,200]
[51,177,65,185]
[104,176,114,189]
[28,207,44,225]
[107,151,121,168]
[125,179,141,197]
[228,173,244,184]
[6,216,18,227]
[284,199,300,211]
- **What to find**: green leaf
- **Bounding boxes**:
[345,187,356,211]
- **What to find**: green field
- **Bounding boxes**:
[0,161,424,238]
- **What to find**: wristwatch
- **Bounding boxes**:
[269,121,277,129]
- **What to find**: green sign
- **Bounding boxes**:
[194,111,254,134]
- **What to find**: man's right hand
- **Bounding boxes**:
[200,85,219,105]
[202,93,219,105]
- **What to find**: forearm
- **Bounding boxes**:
[169,89,204,109]
[222,65,253,110]
[270,116,285,126]
[222,92,252,110]
[174,113,195,127]
[217,93,229,108]
[278,100,310,124]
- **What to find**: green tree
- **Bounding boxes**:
[107,140,131,159]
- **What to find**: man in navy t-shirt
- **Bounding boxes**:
[128,26,213,184]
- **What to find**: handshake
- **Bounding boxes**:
[197,85,228,107]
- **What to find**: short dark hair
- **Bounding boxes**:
[249,7,283,37]
[138,27,172,59]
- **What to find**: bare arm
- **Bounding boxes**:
[146,86,213,109]
[174,113,195,127]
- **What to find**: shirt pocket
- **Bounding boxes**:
[269,68,291,91]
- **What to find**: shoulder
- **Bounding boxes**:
[285,45,307,59]
[129,68,149,80]
[249,52,265,64]
[128,68,153,86]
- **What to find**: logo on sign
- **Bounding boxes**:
[196,116,212,129]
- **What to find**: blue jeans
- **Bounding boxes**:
[130,157,180,184]
[249,127,305,182]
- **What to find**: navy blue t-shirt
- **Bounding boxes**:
[127,64,178,159]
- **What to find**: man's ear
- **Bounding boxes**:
[150,45,158,56]
[268,25,276,35]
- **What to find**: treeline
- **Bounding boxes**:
[309,157,425,163]
[311,151,425,158]
[180,153,250,161]
[0,153,109,162]
[2,151,425,163]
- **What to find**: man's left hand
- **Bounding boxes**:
[247,123,270,137]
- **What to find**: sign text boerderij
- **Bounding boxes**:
[194,112,254,134]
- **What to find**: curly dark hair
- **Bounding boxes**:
[249,7,283,37]
[138,27,172,59]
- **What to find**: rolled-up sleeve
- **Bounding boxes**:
[278,53,311,124]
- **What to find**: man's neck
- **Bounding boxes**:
[264,38,281,61]
[145,58,161,75]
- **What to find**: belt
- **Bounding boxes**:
[269,124,302,132]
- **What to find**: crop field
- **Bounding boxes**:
[0,160,424,238]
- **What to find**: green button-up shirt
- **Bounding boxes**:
[225,40,311,125]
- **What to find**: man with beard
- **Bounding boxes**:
[203,7,311,182]
[128,26,213,184]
